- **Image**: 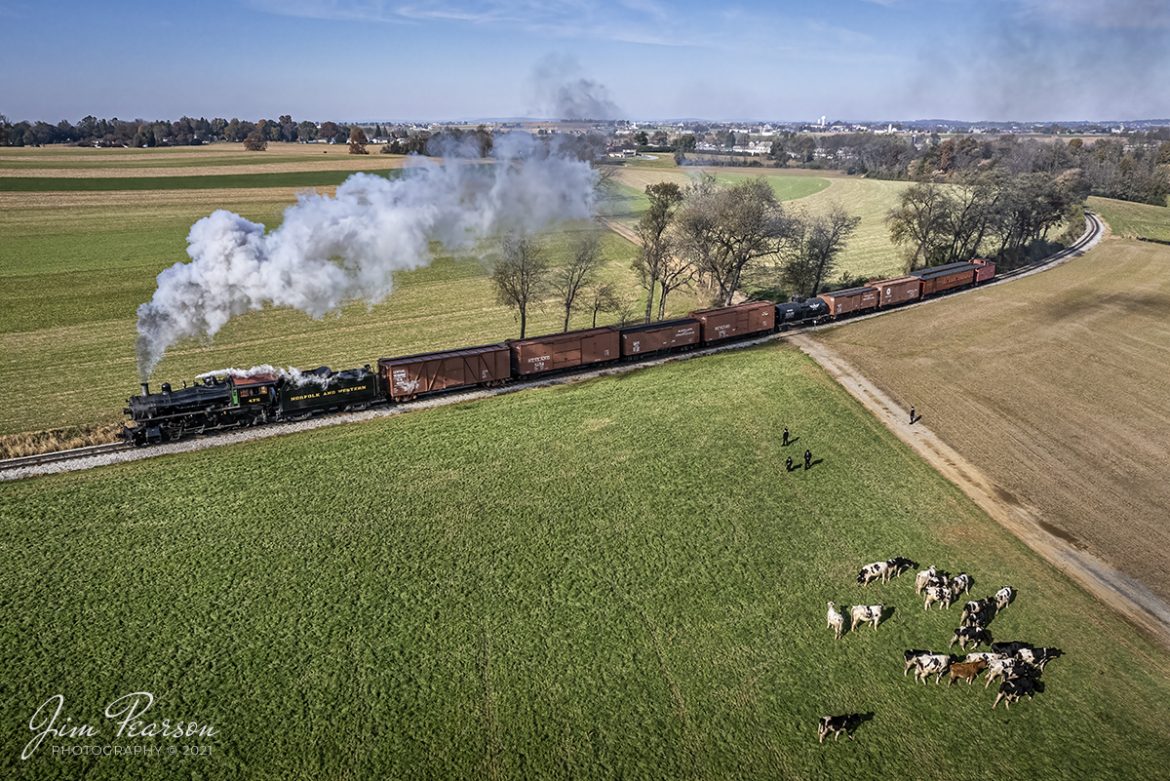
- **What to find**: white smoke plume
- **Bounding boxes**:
[195,365,345,387]
[135,133,598,378]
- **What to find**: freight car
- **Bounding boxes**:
[124,261,996,445]
[817,286,879,318]
[910,261,978,296]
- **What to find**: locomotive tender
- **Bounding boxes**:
[125,260,994,445]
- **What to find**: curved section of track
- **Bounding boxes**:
[1,213,1104,482]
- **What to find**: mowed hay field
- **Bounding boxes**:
[3,345,1170,780]
[0,147,642,439]
[819,228,1170,604]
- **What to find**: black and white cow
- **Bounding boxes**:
[850,604,885,631]
[995,586,1017,611]
[826,601,846,640]
[923,585,954,610]
[984,657,1039,688]
[912,654,953,685]
[991,640,1033,657]
[960,598,995,628]
[914,566,937,595]
[1017,647,1064,671]
[962,651,1007,665]
[949,573,973,598]
[992,677,1040,709]
[949,625,993,651]
[818,713,872,743]
[903,649,935,676]
[857,561,891,585]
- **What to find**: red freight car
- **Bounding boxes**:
[378,344,510,402]
[871,276,922,309]
[911,261,978,296]
[618,318,701,358]
[817,286,879,318]
[508,327,620,377]
[690,301,775,344]
[972,258,997,284]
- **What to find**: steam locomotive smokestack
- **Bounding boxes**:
[140,382,150,396]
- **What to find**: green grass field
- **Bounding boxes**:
[2,344,1168,780]
[0,170,404,191]
[1089,195,1170,242]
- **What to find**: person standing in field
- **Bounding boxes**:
[786,455,794,473]
[782,426,790,447]
[909,406,916,425]
[804,449,812,470]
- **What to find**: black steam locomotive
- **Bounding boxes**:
[125,366,380,445]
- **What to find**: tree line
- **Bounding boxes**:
[761,131,1169,207]
[0,113,392,149]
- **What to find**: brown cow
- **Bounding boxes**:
[947,659,988,685]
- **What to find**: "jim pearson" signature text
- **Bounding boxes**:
[23,692,218,760]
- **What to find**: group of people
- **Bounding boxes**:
[782,404,917,473]
[782,427,814,472]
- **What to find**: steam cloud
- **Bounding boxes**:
[531,54,622,120]
[135,133,597,378]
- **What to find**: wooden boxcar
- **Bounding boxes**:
[817,286,879,318]
[378,344,510,401]
[872,276,922,309]
[911,262,978,296]
[691,301,775,344]
[619,318,701,358]
[508,327,620,377]
[972,258,997,284]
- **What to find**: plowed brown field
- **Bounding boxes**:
[819,235,1170,606]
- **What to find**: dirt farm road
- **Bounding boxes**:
[790,333,1170,650]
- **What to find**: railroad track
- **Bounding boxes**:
[3,213,1104,478]
[0,441,133,472]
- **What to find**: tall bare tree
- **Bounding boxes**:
[656,252,695,320]
[632,182,684,321]
[886,182,949,271]
[551,232,605,331]
[348,126,370,155]
[492,233,549,339]
[779,205,861,297]
[675,177,790,306]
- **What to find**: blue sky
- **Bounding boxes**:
[2,0,1168,122]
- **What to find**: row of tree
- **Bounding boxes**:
[490,176,865,338]
[763,132,1169,207]
[887,171,1089,269]
[0,113,367,148]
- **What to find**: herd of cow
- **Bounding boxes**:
[817,557,1065,744]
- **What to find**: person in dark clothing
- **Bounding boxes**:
[785,455,794,472]
[804,449,812,470]
[910,406,916,425]
[782,426,790,447]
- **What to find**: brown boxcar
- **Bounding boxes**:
[911,262,978,296]
[872,276,922,309]
[817,286,879,318]
[972,258,997,284]
[691,301,775,344]
[508,327,620,377]
[619,318,701,357]
[378,344,510,401]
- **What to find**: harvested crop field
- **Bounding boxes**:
[818,235,1170,606]
[3,345,1169,780]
